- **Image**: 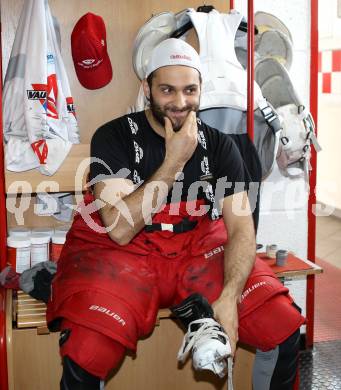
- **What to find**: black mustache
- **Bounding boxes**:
[166,107,193,113]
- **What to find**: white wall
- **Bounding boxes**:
[317,96,341,214]
[317,0,341,213]
[319,0,341,47]
[234,0,311,321]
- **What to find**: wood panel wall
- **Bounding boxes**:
[1,0,229,143]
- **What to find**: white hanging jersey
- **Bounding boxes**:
[3,0,80,176]
[188,9,263,111]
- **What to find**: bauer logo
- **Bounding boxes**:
[89,305,126,326]
[240,282,267,302]
[204,245,224,259]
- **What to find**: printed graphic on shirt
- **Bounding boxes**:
[31,139,48,164]
[27,88,46,101]
[198,130,207,150]
[128,117,139,135]
[133,169,142,184]
[46,74,58,119]
[205,183,215,205]
[46,54,58,119]
[201,156,210,176]
[28,73,59,119]
[133,141,144,164]
[66,97,76,118]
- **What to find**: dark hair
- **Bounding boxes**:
[147,72,154,91]
[147,70,202,90]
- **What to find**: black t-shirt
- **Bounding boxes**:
[90,111,249,203]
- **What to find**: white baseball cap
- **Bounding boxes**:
[145,38,201,79]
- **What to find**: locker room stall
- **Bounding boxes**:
[0,0,319,389]
[0,0,260,389]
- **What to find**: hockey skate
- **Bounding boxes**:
[171,293,233,386]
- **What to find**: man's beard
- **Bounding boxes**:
[149,94,200,132]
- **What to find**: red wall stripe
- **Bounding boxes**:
[322,72,331,93]
[332,50,341,71]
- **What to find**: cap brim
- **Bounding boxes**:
[75,53,113,90]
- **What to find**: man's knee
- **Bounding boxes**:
[59,319,126,380]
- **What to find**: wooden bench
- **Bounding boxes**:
[6,290,254,390]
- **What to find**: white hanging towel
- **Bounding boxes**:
[3,0,80,176]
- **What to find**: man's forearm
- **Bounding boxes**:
[220,229,256,302]
[101,159,184,245]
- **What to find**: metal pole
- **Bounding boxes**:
[0,18,9,389]
[306,0,318,349]
[247,0,254,141]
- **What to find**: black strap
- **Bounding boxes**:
[171,21,193,38]
[145,218,198,234]
[258,100,282,134]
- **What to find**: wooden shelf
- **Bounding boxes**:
[15,291,47,329]
[5,144,90,195]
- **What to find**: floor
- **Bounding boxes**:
[313,257,341,342]
[300,340,341,390]
[316,215,341,269]
[299,215,341,390]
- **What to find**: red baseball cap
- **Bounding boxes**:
[71,13,112,90]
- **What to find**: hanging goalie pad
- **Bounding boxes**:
[255,11,293,44]
[132,12,177,81]
[255,57,321,179]
[235,22,293,71]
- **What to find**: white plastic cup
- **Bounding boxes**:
[30,233,50,266]
[7,236,31,273]
[8,227,31,238]
[266,244,277,259]
[31,227,54,237]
